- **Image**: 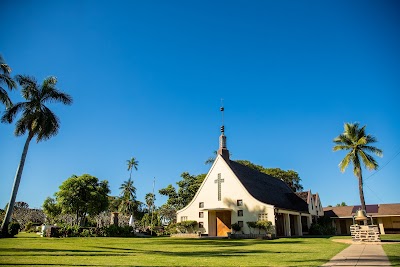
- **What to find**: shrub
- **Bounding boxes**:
[80,229,91,237]
[165,223,179,234]
[45,226,62,237]
[60,225,80,237]
[177,220,197,233]
[8,222,21,237]
[256,220,273,234]
[309,222,336,235]
[246,221,257,233]
[25,221,33,232]
[231,222,241,233]
[104,225,134,237]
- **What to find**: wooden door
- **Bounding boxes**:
[216,211,231,236]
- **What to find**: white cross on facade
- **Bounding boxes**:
[214,173,224,201]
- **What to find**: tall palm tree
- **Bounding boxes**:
[127,157,138,179]
[118,178,137,215]
[0,54,17,108]
[1,75,72,236]
[333,123,383,212]
[145,193,155,213]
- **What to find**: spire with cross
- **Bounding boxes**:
[217,100,230,160]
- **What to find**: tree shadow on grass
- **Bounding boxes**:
[141,238,304,247]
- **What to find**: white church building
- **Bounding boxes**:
[176,111,323,237]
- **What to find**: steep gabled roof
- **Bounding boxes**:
[296,191,309,203]
[228,160,309,212]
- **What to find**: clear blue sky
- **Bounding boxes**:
[1,0,399,209]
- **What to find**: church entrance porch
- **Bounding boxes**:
[275,211,305,237]
[206,209,232,237]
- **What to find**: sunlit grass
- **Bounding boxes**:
[0,233,349,266]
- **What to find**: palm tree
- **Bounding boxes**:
[0,75,72,236]
[333,123,383,212]
[127,157,138,179]
[0,54,17,108]
[145,193,155,213]
[118,178,137,215]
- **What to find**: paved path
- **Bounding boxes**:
[322,243,391,266]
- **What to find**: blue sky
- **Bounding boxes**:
[1,0,399,210]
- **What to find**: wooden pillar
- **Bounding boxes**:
[297,215,303,236]
[378,218,385,235]
[285,213,291,236]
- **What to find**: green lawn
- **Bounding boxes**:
[0,233,349,267]
[382,234,400,266]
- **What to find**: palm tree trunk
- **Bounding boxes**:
[357,167,368,225]
[357,167,366,212]
[1,133,33,236]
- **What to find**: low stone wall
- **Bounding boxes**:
[170,233,200,238]
[350,225,381,242]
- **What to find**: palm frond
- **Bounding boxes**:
[1,102,27,123]
[362,145,383,157]
[16,75,38,100]
[333,145,352,151]
[35,106,60,142]
[0,73,17,90]
[0,87,12,107]
[359,150,379,171]
[338,152,352,172]
[333,134,352,146]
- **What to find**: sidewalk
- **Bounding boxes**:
[322,243,391,266]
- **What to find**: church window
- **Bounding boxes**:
[258,213,268,221]
[238,210,243,217]
[199,202,204,208]
[199,222,204,228]
[237,199,243,206]
[181,216,188,222]
[199,212,204,218]
[238,221,244,227]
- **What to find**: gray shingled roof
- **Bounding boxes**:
[229,160,309,212]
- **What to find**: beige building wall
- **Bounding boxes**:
[177,155,275,235]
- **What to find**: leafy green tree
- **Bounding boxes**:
[205,151,217,165]
[42,197,62,224]
[159,172,206,211]
[335,202,347,207]
[55,174,110,226]
[158,204,177,224]
[1,75,72,235]
[235,160,304,192]
[0,54,17,109]
[333,122,383,212]
[127,157,138,179]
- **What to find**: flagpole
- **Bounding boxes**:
[150,177,155,236]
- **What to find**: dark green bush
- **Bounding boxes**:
[231,222,241,233]
[309,217,336,235]
[45,226,62,237]
[8,222,20,237]
[104,225,134,237]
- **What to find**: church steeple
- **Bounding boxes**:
[218,103,230,161]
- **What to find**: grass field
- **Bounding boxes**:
[0,233,351,267]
